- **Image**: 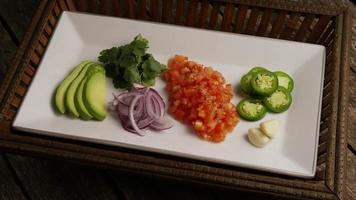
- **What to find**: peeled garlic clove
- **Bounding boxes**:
[260,119,279,138]
[248,128,270,148]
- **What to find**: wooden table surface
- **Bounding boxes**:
[0,1,355,199]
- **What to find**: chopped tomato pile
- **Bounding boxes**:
[164,55,239,142]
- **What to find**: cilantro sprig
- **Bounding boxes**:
[98,34,166,89]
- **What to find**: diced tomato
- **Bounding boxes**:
[164,55,239,143]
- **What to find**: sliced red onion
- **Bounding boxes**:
[113,86,173,135]
[150,118,173,130]
[128,95,146,136]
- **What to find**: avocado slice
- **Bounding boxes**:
[75,76,93,120]
[65,63,93,117]
[54,61,90,114]
[84,65,107,121]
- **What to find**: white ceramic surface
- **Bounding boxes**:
[13,11,325,178]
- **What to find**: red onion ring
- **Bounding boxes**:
[113,86,173,136]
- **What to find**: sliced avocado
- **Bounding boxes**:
[75,76,93,120]
[65,63,93,117]
[54,61,90,114]
[84,65,107,121]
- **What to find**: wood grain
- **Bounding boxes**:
[0,155,26,200]
[352,10,356,73]
[349,72,356,151]
[0,19,17,84]
[6,154,119,200]
[0,0,41,41]
[212,188,303,200]
[349,6,356,153]
[346,6,356,200]
[346,149,356,200]
[108,170,216,200]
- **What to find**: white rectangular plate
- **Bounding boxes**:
[13,12,325,178]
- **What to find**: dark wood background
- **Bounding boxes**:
[0,1,355,199]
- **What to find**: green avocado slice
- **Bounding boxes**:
[65,62,93,118]
[75,76,93,120]
[54,61,91,114]
[83,65,107,121]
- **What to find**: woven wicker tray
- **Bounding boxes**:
[0,1,352,199]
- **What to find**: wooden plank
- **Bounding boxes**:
[108,170,216,200]
[213,187,303,200]
[0,155,27,200]
[150,0,159,22]
[137,0,148,20]
[197,0,209,28]
[294,14,315,42]
[0,19,17,84]
[208,2,220,29]
[175,0,185,25]
[186,0,198,27]
[124,0,135,18]
[346,150,356,200]
[280,13,300,40]
[349,71,356,151]
[352,10,356,73]
[350,11,356,151]
[307,16,333,43]
[221,3,234,32]
[245,7,260,35]
[6,154,120,200]
[269,11,287,38]
[162,0,172,23]
[0,0,41,41]
[112,0,122,17]
[349,9,356,153]
[99,0,112,15]
[256,8,273,36]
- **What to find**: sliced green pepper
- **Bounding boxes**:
[240,73,255,95]
[263,87,292,113]
[248,66,269,74]
[251,71,278,96]
[237,98,267,121]
[274,71,294,92]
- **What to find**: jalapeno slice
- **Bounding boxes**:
[263,87,292,113]
[250,71,278,96]
[240,73,255,95]
[248,66,269,74]
[237,98,267,121]
[274,71,294,92]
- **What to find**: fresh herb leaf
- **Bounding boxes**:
[98,47,120,64]
[142,77,155,86]
[124,67,140,83]
[98,34,165,89]
[113,76,132,89]
[142,55,167,79]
